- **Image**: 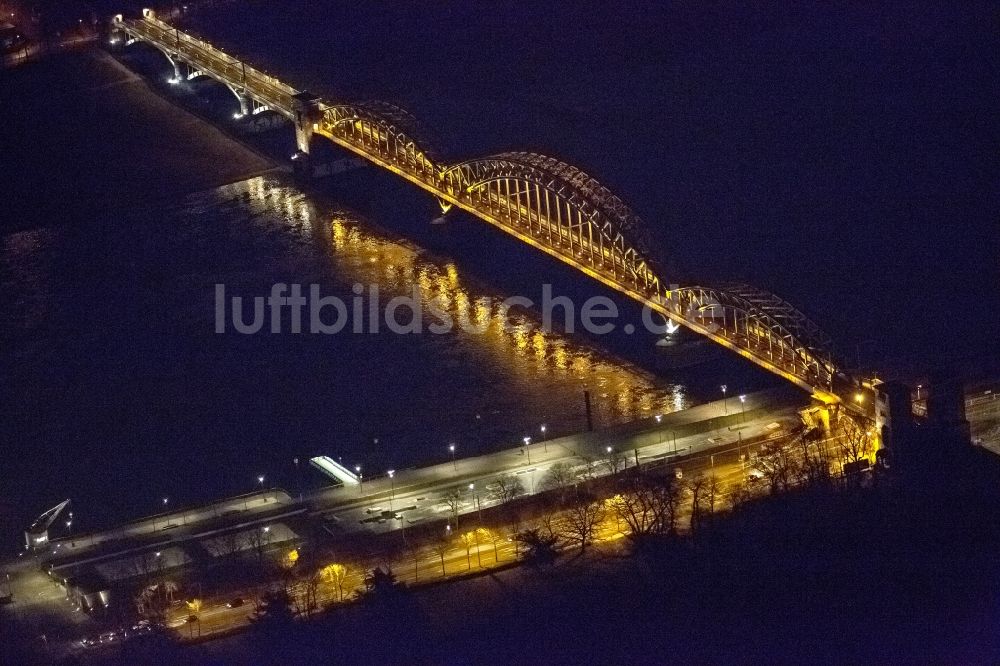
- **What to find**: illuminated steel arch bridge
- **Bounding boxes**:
[113,10,841,402]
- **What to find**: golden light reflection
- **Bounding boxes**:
[315,211,691,423]
[231,179,693,425]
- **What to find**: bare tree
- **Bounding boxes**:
[542,461,577,490]
[839,413,875,466]
[431,529,452,577]
[459,531,478,570]
[487,474,525,506]
[604,448,627,475]
[320,563,349,602]
[442,491,463,529]
[656,474,686,536]
[560,496,606,552]
[612,481,660,537]
[479,527,506,563]
[756,440,800,494]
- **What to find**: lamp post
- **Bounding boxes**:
[387,470,396,512]
[449,444,457,471]
[721,385,728,415]
[293,457,301,501]
[540,424,548,452]
[257,475,265,503]
[523,436,532,464]
[160,497,168,531]
[468,483,483,524]
[739,394,746,425]
[468,483,483,567]
[355,465,364,495]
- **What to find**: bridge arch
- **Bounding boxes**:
[319,102,439,181]
[121,37,182,82]
[440,152,661,292]
[182,70,250,115]
[668,283,836,389]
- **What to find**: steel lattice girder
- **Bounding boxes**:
[441,152,660,283]
[116,14,843,391]
[321,101,440,167]
[672,284,837,380]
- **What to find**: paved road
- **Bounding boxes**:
[314,396,801,537]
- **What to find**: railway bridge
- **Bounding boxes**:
[113,10,847,404]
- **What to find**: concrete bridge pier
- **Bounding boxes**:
[232,89,250,118]
[291,91,322,176]
[170,59,183,84]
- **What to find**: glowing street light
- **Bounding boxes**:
[540,424,548,452]
[387,470,396,512]
[355,465,364,494]
[739,394,747,423]
[448,443,457,471]
[721,385,728,415]
[523,436,532,464]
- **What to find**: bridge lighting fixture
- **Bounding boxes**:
[167,77,180,85]
[855,392,865,404]
[233,112,244,120]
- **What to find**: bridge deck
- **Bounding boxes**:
[114,11,841,403]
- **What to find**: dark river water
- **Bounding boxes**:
[5,162,763,550]
[2,0,997,551]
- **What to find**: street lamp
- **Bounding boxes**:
[387,470,396,512]
[159,497,168,531]
[540,424,548,452]
[739,394,746,424]
[523,436,532,464]
[721,385,728,415]
[448,443,457,471]
[257,475,265,502]
[355,465,364,495]
[293,457,301,501]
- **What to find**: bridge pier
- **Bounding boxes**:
[291,91,322,155]
[233,91,250,118]
[291,91,322,176]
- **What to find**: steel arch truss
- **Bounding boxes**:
[320,102,440,182]
[440,152,661,293]
[112,12,844,398]
[667,284,836,390]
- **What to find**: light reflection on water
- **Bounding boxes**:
[234,173,693,432]
[1,174,691,534]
